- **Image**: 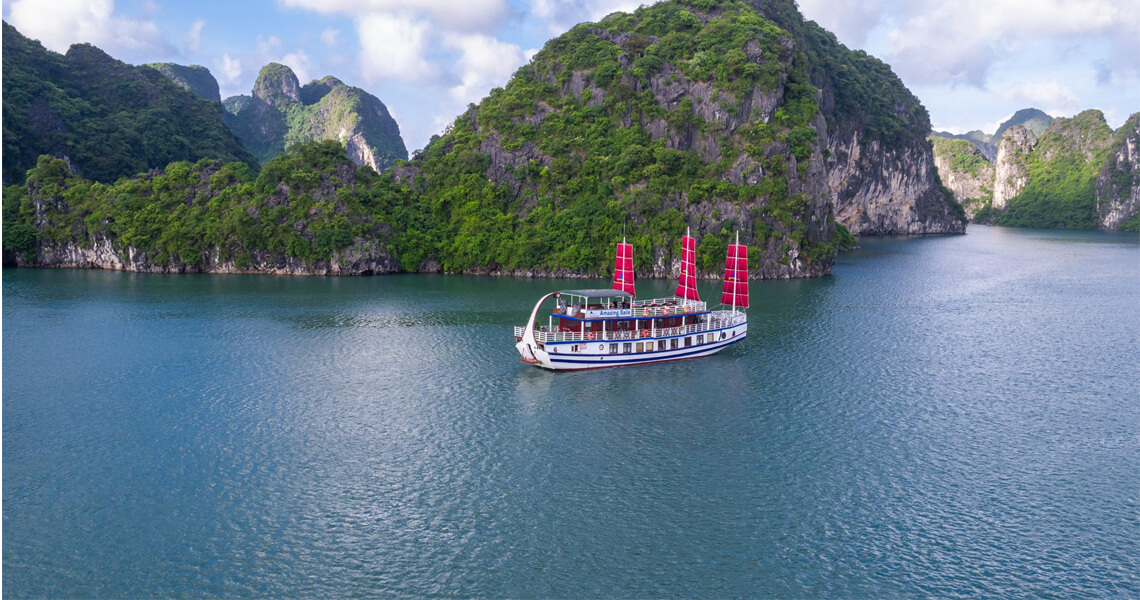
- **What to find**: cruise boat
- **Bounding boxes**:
[514,230,749,370]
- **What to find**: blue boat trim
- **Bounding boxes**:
[544,323,740,347]
[548,310,711,323]
[547,336,745,364]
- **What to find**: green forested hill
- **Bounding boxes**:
[222,64,408,174]
[397,0,958,278]
[3,141,408,271]
[3,0,958,276]
[143,63,222,103]
[996,110,1116,229]
[1,22,257,184]
[933,108,1054,160]
[931,109,1140,230]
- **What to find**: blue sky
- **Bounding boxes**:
[4,0,1137,151]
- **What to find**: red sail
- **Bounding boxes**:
[674,234,700,301]
[720,244,749,308]
[613,241,635,295]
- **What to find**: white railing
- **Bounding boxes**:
[549,296,707,320]
[514,311,745,344]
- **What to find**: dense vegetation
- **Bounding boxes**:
[930,137,988,177]
[222,64,407,172]
[764,5,932,148]
[996,110,1115,229]
[3,141,409,267]
[5,0,953,276]
[1,22,258,184]
[143,63,222,103]
[402,0,885,275]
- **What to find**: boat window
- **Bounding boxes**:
[721,332,726,340]
[609,343,618,354]
[623,343,632,353]
[685,337,692,347]
[697,334,704,344]
[671,338,679,349]
[657,340,666,351]
[636,342,644,353]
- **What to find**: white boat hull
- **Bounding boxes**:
[517,321,747,371]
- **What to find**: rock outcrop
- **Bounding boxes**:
[18,238,400,275]
[931,108,1054,161]
[992,125,1037,210]
[827,133,965,234]
[930,136,994,219]
[1095,114,1140,229]
[744,0,965,236]
[223,64,407,173]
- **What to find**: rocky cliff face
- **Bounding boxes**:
[1095,115,1140,229]
[992,126,1037,210]
[17,238,400,275]
[745,0,965,235]
[827,133,965,234]
[930,136,994,218]
[223,64,407,173]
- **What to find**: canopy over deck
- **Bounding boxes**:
[558,289,633,298]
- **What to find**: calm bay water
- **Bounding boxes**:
[3,224,1139,598]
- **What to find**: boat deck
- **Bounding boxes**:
[515,309,745,344]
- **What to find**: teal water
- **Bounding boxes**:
[3,225,1139,598]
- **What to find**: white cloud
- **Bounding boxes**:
[276,0,511,33]
[356,14,437,83]
[7,0,174,58]
[256,35,283,56]
[186,19,205,53]
[444,33,527,104]
[320,27,340,47]
[276,49,315,84]
[797,0,884,48]
[884,0,1134,86]
[530,0,656,35]
[1000,80,1082,115]
[216,53,242,84]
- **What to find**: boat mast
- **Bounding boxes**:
[732,231,738,314]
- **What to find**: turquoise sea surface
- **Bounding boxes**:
[4,225,1139,597]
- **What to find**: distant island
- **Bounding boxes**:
[221,63,407,175]
[1,0,976,276]
[931,109,1139,231]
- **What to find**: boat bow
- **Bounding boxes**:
[516,291,557,363]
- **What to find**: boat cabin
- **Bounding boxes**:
[546,288,710,340]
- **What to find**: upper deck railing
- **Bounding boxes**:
[515,309,745,344]
[630,296,707,317]
[553,295,708,320]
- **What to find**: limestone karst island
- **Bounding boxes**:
[3,0,1138,597]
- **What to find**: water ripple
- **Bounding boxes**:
[3,226,1139,598]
